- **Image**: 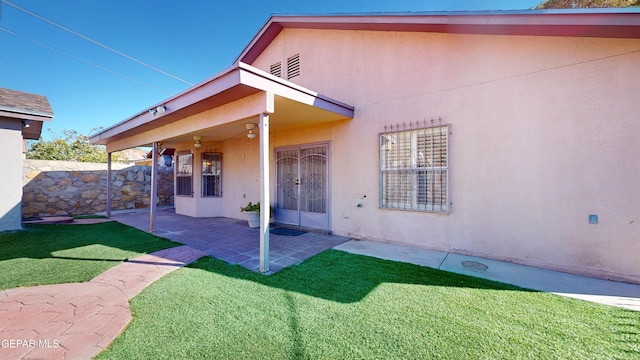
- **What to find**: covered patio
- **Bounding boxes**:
[109,207,350,273]
[90,61,354,273]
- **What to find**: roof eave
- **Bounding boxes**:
[237,10,640,64]
[90,62,354,145]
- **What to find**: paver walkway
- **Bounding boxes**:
[0,245,205,360]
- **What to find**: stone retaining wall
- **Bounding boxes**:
[22,160,174,218]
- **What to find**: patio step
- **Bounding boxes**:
[23,216,75,225]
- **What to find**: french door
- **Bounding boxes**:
[275,143,330,230]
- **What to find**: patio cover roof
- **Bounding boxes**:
[89,62,354,152]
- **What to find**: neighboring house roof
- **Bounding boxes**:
[0,88,53,140]
[236,9,640,64]
[0,88,54,118]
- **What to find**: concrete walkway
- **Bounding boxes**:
[334,240,640,311]
[0,245,205,360]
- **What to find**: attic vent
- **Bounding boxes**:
[270,62,282,77]
[287,54,300,80]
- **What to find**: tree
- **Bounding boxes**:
[536,0,640,8]
[27,129,124,163]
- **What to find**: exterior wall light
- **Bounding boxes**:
[246,123,256,139]
[149,105,166,116]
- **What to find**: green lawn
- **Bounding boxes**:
[98,250,640,359]
[0,222,179,290]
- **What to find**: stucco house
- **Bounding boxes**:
[0,88,53,232]
[91,9,640,280]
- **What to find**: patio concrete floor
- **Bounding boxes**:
[108,207,350,273]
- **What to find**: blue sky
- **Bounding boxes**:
[0,0,540,139]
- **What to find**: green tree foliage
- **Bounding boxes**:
[27,129,123,163]
[536,0,640,8]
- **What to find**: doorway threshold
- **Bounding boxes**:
[271,222,331,236]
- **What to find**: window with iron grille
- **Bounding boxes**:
[270,62,282,77]
[202,152,222,197]
[380,121,449,212]
[287,54,300,80]
[176,152,193,196]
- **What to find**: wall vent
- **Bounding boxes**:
[270,62,282,78]
[287,54,300,80]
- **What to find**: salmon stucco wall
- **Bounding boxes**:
[249,29,640,283]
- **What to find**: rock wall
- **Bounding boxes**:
[22,160,174,218]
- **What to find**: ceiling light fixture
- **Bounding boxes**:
[193,135,202,149]
[245,123,256,139]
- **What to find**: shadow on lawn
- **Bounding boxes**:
[614,312,640,356]
[188,249,532,304]
[0,222,179,262]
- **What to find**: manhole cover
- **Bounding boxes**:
[462,260,488,271]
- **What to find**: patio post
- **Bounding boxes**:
[259,112,270,273]
[150,141,158,233]
[106,152,112,217]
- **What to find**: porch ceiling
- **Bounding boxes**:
[90,62,354,150]
[160,95,349,146]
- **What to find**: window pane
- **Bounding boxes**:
[380,125,448,212]
[176,177,192,196]
[177,154,192,176]
[176,153,192,196]
[202,153,221,197]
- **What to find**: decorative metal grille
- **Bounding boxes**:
[176,153,193,196]
[276,149,299,211]
[380,119,449,212]
[202,152,221,197]
[270,62,282,77]
[300,146,327,213]
[287,54,300,80]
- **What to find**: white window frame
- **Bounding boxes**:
[176,152,193,197]
[202,152,222,197]
[380,125,449,213]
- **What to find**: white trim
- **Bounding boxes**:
[259,113,271,273]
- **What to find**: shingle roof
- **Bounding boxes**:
[0,88,53,117]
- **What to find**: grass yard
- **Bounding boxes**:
[98,250,640,359]
[0,222,179,290]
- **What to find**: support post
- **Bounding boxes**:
[259,113,270,273]
[150,142,158,233]
[106,152,112,217]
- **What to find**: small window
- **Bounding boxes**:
[287,54,300,80]
[202,152,222,197]
[380,123,449,212]
[176,152,193,196]
[270,62,282,77]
